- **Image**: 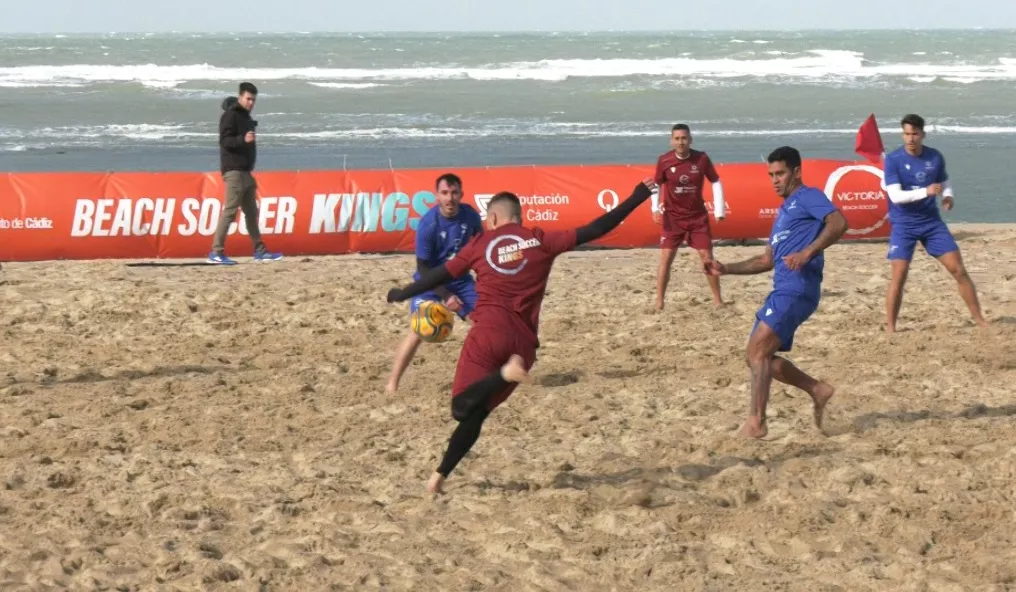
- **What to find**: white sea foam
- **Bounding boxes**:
[3,50,1016,87]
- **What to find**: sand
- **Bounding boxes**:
[2,223,1016,591]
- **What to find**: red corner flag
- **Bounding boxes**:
[855,113,884,163]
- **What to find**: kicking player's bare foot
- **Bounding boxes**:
[975,317,990,329]
[427,472,446,494]
[500,354,531,384]
[385,379,399,394]
[811,382,835,430]
[654,299,665,312]
[738,418,768,439]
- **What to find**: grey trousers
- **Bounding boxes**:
[212,170,265,254]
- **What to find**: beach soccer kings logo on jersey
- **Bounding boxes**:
[485,234,540,275]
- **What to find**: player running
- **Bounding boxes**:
[707,147,847,439]
[652,123,727,310]
[385,173,483,394]
[386,178,657,493]
[882,113,989,333]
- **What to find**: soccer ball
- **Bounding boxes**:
[411,300,455,343]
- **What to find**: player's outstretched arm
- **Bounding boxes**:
[387,265,455,303]
[574,180,655,245]
[715,247,774,275]
[417,259,454,300]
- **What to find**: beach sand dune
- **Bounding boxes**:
[2,223,1015,590]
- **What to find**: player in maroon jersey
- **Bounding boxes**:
[387,178,657,493]
[652,123,727,310]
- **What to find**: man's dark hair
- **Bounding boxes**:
[671,123,691,134]
[239,82,258,96]
[435,173,462,190]
[767,146,802,170]
[901,113,924,130]
[489,191,522,221]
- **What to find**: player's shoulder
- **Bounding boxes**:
[885,146,908,160]
[800,184,830,200]
[923,146,945,160]
[458,202,483,221]
[690,148,711,161]
[656,150,676,165]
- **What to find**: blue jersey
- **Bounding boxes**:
[413,204,483,283]
[882,145,948,230]
[768,185,840,300]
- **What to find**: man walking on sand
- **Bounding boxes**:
[208,82,282,265]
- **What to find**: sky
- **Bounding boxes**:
[4,0,1016,33]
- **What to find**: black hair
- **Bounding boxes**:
[671,123,691,134]
[238,82,258,96]
[435,173,463,191]
[901,113,925,130]
[766,146,802,170]
[488,191,522,220]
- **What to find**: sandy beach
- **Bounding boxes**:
[2,222,1016,591]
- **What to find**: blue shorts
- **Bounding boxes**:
[409,279,477,320]
[887,220,959,261]
[750,291,819,352]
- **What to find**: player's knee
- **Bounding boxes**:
[451,397,471,421]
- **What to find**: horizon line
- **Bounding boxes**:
[2,26,1015,35]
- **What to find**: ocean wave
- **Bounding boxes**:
[3,51,1016,86]
[4,121,1016,144]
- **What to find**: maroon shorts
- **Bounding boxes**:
[661,214,712,251]
[452,326,536,412]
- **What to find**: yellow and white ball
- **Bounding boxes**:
[411,300,455,343]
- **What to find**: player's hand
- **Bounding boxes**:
[443,295,463,312]
[652,210,662,225]
[386,288,404,303]
[704,260,726,276]
[942,196,954,211]
[782,251,811,271]
[640,177,658,192]
[245,131,256,143]
[926,183,942,196]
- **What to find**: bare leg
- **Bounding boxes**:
[885,259,910,333]
[741,323,783,439]
[696,248,724,307]
[937,250,989,328]
[386,331,422,393]
[771,357,835,430]
[655,247,679,311]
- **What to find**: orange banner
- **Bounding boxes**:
[0,161,888,262]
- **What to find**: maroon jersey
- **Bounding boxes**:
[654,149,719,221]
[445,223,577,347]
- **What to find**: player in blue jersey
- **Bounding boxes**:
[882,113,988,333]
[707,146,848,439]
[386,173,484,393]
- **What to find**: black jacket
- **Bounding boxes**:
[219,97,257,174]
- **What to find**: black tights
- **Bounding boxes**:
[435,370,511,477]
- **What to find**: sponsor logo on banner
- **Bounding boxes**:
[0,217,53,230]
[822,164,888,236]
[597,189,619,212]
[0,160,888,262]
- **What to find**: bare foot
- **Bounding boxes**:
[500,354,531,384]
[385,379,398,394]
[654,302,665,312]
[885,324,896,334]
[975,317,990,329]
[738,418,768,439]
[713,300,725,309]
[427,472,446,494]
[811,382,835,430]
